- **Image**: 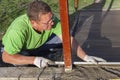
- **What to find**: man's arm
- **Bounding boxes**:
[58,34,86,60]
[70,36,86,60]
[2,51,35,65]
[58,34,106,63]
[2,51,54,68]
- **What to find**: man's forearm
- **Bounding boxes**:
[71,37,86,60]
[2,51,35,65]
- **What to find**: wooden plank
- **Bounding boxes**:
[59,0,72,72]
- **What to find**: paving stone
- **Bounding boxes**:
[0,78,18,80]
[0,67,22,80]
[0,66,64,80]
[0,67,44,80]
[39,68,55,80]
[39,67,64,80]
[19,67,42,80]
[39,73,54,80]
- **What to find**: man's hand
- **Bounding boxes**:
[33,57,54,68]
[83,55,106,64]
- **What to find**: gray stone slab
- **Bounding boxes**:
[0,78,18,80]
[39,67,64,80]
[19,67,43,80]
[0,67,45,80]
[39,73,54,80]
[0,65,64,80]
[0,67,22,80]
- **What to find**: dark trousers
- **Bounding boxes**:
[20,34,63,60]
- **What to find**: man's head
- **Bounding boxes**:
[27,0,51,21]
[27,0,54,32]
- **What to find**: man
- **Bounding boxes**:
[1,0,106,68]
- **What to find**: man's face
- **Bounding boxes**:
[36,12,54,32]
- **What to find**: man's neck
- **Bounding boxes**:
[30,20,43,33]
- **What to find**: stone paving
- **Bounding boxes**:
[1,65,120,80]
[0,67,64,80]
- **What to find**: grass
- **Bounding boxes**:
[43,0,120,18]
[0,0,120,40]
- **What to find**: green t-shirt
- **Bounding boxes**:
[2,14,61,54]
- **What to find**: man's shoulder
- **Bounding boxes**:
[10,14,30,29]
[14,14,28,22]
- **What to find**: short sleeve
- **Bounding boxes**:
[2,30,25,54]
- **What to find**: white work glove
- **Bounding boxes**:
[83,55,106,64]
[33,57,54,68]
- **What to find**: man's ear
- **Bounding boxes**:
[30,20,38,27]
[30,20,36,25]
[30,20,38,30]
